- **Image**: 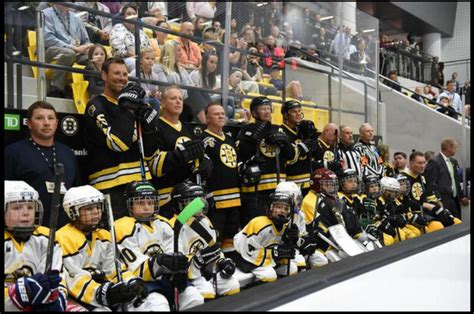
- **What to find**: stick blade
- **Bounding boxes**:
[176,197,205,225]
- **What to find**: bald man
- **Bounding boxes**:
[311,123,341,172]
[354,123,384,178]
[176,21,202,71]
[337,125,363,179]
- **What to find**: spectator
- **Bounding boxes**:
[212,20,224,41]
[186,1,217,21]
[100,1,121,14]
[269,65,305,100]
[149,20,170,61]
[5,101,81,228]
[437,80,463,115]
[302,7,313,44]
[311,13,322,44]
[243,47,278,96]
[199,28,218,55]
[436,96,458,119]
[193,16,207,39]
[190,51,220,91]
[384,70,402,93]
[436,61,445,90]
[76,1,113,45]
[451,72,460,94]
[229,33,248,69]
[129,48,162,111]
[84,44,108,99]
[176,21,202,72]
[424,138,469,219]
[242,27,256,46]
[145,1,168,20]
[350,37,372,73]
[43,2,92,98]
[109,4,152,72]
[410,87,425,104]
[302,44,320,63]
[422,85,434,101]
[460,80,471,105]
[315,27,331,57]
[393,151,408,175]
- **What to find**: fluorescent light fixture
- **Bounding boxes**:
[18,6,30,11]
[362,28,376,33]
[320,16,333,21]
[256,2,268,7]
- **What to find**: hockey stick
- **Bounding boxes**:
[275,146,281,185]
[136,120,147,181]
[173,197,206,312]
[45,163,64,274]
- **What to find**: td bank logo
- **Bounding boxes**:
[5,114,20,131]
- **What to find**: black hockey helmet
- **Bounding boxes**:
[281,100,302,115]
[395,173,411,196]
[267,192,292,225]
[362,175,381,199]
[250,96,272,118]
[124,180,159,221]
[171,180,208,214]
[339,169,360,194]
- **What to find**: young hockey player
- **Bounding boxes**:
[233,192,299,283]
[5,181,68,312]
[169,181,240,299]
[58,184,169,311]
[114,180,204,310]
[395,174,423,237]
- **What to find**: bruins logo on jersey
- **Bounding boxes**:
[144,243,164,257]
[295,139,307,160]
[189,239,205,255]
[260,140,276,158]
[175,136,192,149]
[323,150,335,162]
[411,182,424,201]
[220,144,237,168]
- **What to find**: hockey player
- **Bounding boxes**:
[233,192,299,283]
[143,85,210,219]
[353,123,384,178]
[280,100,317,196]
[395,174,423,238]
[275,181,328,269]
[402,151,460,232]
[200,103,241,255]
[169,181,240,299]
[58,185,169,311]
[5,181,68,312]
[311,123,341,173]
[114,180,204,310]
[236,96,300,227]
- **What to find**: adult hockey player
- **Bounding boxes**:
[280,100,317,196]
[143,85,209,219]
[170,181,240,299]
[58,185,169,311]
[233,192,299,283]
[5,181,68,312]
[311,122,340,172]
[236,96,299,226]
[354,123,384,178]
[114,180,204,310]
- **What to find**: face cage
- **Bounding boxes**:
[177,197,209,216]
[127,196,160,222]
[5,200,44,240]
[74,202,106,233]
[268,201,291,225]
[320,179,339,196]
[365,182,382,199]
[341,176,361,194]
[398,180,411,196]
[382,188,399,200]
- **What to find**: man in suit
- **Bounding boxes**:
[424,138,469,219]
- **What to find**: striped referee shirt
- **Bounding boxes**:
[353,140,384,178]
[337,142,363,179]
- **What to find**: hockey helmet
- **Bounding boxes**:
[339,169,361,194]
[249,96,272,119]
[63,185,104,232]
[171,180,208,215]
[380,176,400,199]
[268,192,292,225]
[275,181,302,211]
[362,175,381,199]
[281,100,302,115]
[395,174,411,196]
[4,181,43,241]
[310,168,338,197]
[124,181,160,222]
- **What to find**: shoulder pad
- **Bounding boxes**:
[114,216,137,242]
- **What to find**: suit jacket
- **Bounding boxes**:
[424,153,464,217]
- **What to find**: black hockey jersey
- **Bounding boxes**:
[281,124,311,191]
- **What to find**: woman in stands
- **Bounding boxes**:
[85,44,108,98]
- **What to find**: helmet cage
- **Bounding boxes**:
[320,178,339,197]
[340,173,360,194]
[5,199,44,241]
[127,196,160,222]
[73,201,106,233]
[397,177,411,196]
[267,193,292,225]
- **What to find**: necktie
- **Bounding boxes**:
[446,158,457,198]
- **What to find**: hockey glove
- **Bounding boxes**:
[216,258,236,279]
[410,213,428,228]
[136,105,159,134]
[250,121,269,141]
[388,214,407,228]
[118,82,147,112]
[176,140,205,164]
[282,224,299,247]
[193,243,222,268]
[126,278,149,307]
[96,281,137,307]
[302,139,318,154]
[265,129,289,146]
[298,235,318,256]
[432,206,454,227]
[296,141,310,157]
[172,273,189,293]
[191,155,213,181]
[365,224,384,244]
[362,198,377,216]
[298,120,318,140]
[238,156,263,186]
[35,290,67,312]
[151,253,190,276]
[379,219,396,237]
[272,244,296,261]
[13,272,61,307]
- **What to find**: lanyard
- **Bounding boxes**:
[29,137,56,173]
[53,7,72,37]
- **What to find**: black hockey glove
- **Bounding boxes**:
[118,82,147,112]
[176,139,205,164]
[272,244,296,261]
[298,120,318,140]
[238,156,263,186]
[191,155,213,181]
[172,273,188,292]
[362,198,377,217]
[265,129,289,146]
[216,258,236,279]
[96,281,137,307]
[410,213,428,228]
[136,105,159,134]
[282,224,299,247]
[388,213,407,228]
[150,253,189,276]
[250,121,269,141]
[193,243,222,268]
[298,235,318,256]
[365,224,384,244]
[431,206,454,227]
[379,219,396,237]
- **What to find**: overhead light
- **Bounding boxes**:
[320,16,333,21]
[18,6,30,11]
[256,2,268,7]
[362,28,376,33]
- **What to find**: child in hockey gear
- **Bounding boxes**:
[337,169,367,233]
[58,185,169,311]
[170,181,240,299]
[114,180,204,310]
[275,181,328,269]
[394,174,422,238]
[359,175,382,229]
[234,193,299,283]
[5,181,69,312]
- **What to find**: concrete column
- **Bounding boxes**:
[331,2,356,33]
[423,32,442,60]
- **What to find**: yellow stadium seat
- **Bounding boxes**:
[103,45,112,57]
[144,28,154,39]
[70,64,89,114]
[27,30,54,79]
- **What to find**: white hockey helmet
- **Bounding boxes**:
[63,185,104,222]
[4,180,44,239]
[380,176,400,199]
[275,181,302,210]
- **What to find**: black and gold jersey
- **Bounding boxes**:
[401,169,439,214]
[281,124,311,191]
[312,138,336,170]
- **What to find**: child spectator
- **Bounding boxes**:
[85,44,108,98]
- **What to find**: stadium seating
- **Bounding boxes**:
[70,64,89,114]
